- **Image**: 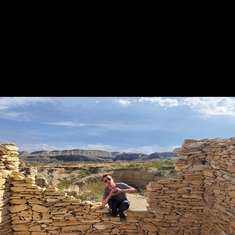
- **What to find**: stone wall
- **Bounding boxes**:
[201,138,235,234]
[147,137,235,235]
[0,143,19,235]
[0,138,235,235]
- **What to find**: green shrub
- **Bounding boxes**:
[78,181,104,201]
[57,177,77,190]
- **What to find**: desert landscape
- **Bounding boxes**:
[19,160,177,211]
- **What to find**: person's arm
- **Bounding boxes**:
[115,186,137,194]
[121,186,137,194]
[102,189,118,207]
[102,194,111,207]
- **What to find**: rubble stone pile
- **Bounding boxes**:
[0,137,234,235]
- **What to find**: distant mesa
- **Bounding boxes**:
[18,149,177,163]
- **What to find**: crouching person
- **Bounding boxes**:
[101,174,137,221]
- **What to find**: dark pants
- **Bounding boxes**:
[108,198,130,217]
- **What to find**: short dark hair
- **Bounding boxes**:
[101,174,110,181]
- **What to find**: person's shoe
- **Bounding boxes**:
[107,212,118,217]
[111,212,118,217]
[111,209,118,217]
[119,213,126,221]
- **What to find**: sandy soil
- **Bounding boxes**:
[127,193,148,211]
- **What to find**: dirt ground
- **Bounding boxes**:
[127,193,148,211]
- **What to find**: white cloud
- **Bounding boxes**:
[138,97,180,107]
[138,97,235,117]
[18,143,58,152]
[46,122,88,127]
[182,97,235,117]
[0,97,51,110]
[115,99,131,107]
[86,144,113,151]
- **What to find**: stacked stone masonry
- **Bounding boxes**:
[0,137,234,235]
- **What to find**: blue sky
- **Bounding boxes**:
[0,97,234,154]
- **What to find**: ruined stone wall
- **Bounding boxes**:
[201,138,235,234]
[147,139,207,234]
[146,137,235,235]
[0,138,235,235]
[0,144,19,235]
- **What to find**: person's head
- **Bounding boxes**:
[102,174,114,184]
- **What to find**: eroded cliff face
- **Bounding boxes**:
[18,149,177,162]
[110,168,176,189]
